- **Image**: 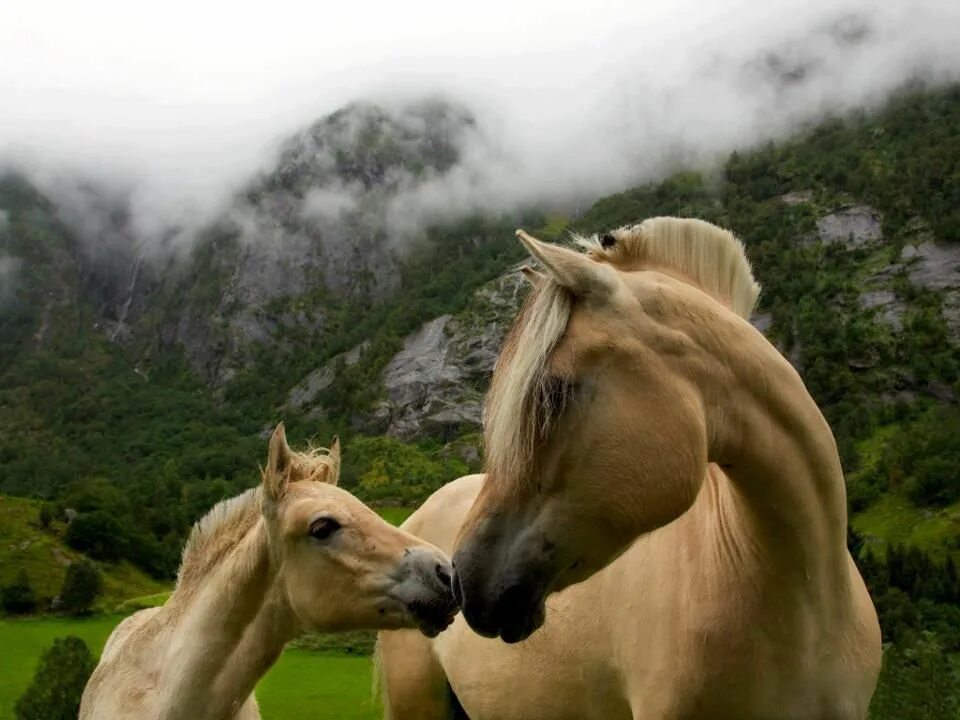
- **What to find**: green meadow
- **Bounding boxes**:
[0,615,379,720]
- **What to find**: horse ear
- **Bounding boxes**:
[519,265,545,288]
[315,436,341,486]
[264,423,292,501]
[515,230,619,300]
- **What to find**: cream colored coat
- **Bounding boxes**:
[378,218,880,720]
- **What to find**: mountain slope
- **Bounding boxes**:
[0,84,958,574]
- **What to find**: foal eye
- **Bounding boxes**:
[309,517,341,540]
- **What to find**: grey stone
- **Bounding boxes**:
[816,205,882,248]
[858,289,905,331]
[902,241,960,291]
[374,269,528,439]
[780,190,813,206]
[751,312,773,334]
[901,241,960,339]
[288,341,369,410]
[927,380,957,403]
[83,101,474,389]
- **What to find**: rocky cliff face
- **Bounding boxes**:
[77,100,478,388]
[286,268,528,439]
[376,270,528,440]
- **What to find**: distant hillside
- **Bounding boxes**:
[0,83,958,581]
[0,495,166,610]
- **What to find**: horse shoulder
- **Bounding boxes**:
[100,606,163,663]
[80,607,168,719]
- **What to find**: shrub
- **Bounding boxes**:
[38,503,54,529]
[65,511,126,561]
[2,570,37,614]
[868,634,960,720]
[15,636,96,720]
[60,561,103,614]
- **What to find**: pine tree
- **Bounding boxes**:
[15,636,96,720]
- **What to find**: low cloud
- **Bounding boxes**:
[0,0,957,258]
[301,186,360,224]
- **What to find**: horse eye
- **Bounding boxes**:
[309,517,341,540]
[543,377,575,415]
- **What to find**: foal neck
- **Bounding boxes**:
[162,519,296,720]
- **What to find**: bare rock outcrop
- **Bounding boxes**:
[816,204,882,249]
[376,270,528,439]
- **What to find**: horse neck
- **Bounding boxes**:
[671,304,849,582]
[161,519,298,720]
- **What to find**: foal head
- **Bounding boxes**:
[261,424,457,636]
[451,219,760,642]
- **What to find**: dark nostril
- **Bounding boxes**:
[435,563,451,588]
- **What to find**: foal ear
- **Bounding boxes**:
[264,423,292,501]
[315,436,341,487]
[516,230,619,300]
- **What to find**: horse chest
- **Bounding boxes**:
[436,615,631,720]
[621,614,865,720]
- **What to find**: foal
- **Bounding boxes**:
[81,424,456,720]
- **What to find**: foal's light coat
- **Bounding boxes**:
[378,218,881,720]
[81,425,456,720]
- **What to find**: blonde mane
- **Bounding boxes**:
[176,444,339,591]
[575,217,760,319]
[484,216,761,483]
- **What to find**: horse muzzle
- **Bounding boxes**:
[451,550,550,643]
[391,547,459,638]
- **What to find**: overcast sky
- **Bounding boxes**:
[1,0,958,246]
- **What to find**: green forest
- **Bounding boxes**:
[1,83,959,716]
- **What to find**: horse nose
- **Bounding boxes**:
[449,558,501,638]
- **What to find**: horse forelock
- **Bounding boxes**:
[483,279,572,487]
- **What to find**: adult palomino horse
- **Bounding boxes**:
[378,218,881,720]
[81,423,456,720]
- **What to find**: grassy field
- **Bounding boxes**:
[0,615,380,720]
[0,495,167,609]
[257,650,378,720]
[852,494,960,559]
[0,615,120,720]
